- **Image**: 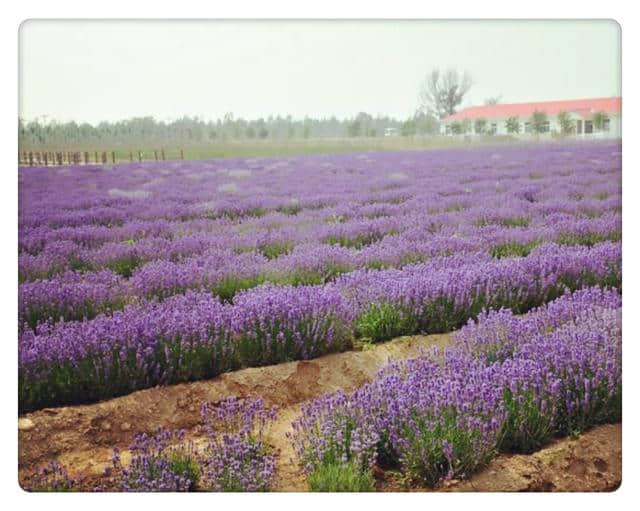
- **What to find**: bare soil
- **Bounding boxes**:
[18,332,621,492]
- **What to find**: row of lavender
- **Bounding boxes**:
[19,213,621,330]
[25,396,278,492]
[19,143,620,332]
[289,286,621,490]
[19,143,620,235]
[24,286,621,492]
[19,173,619,284]
[19,240,620,412]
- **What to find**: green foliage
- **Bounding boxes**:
[398,408,495,486]
[236,314,352,368]
[474,118,487,134]
[18,329,237,413]
[555,230,621,248]
[276,204,302,215]
[498,388,554,454]
[400,119,416,137]
[500,217,530,228]
[107,255,142,278]
[490,241,540,259]
[308,462,375,492]
[557,111,575,134]
[505,116,520,134]
[169,450,201,490]
[276,263,352,287]
[258,241,294,260]
[356,303,417,343]
[211,275,266,303]
[529,110,549,134]
[592,111,609,131]
[21,297,129,332]
[323,231,391,250]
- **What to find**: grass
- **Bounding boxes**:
[308,462,376,492]
[20,135,519,163]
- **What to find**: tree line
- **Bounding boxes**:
[19,66,515,149]
[19,111,444,150]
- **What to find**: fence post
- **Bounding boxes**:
[138,150,142,162]
[84,151,89,164]
[161,148,165,160]
[43,152,48,166]
[129,151,133,162]
[28,151,34,166]
[101,151,107,164]
[180,148,184,160]
[154,150,158,161]
[111,151,116,164]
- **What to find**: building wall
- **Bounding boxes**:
[442,113,621,139]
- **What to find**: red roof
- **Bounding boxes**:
[444,97,621,122]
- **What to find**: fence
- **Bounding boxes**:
[18,149,186,166]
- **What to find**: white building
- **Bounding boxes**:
[441,97,621,138]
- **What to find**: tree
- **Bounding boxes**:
[474,118,487,135]
[592,111,608,131]
[529,110,549,134]
[484,95,502,106]
[418,68,473,119]
[400,119,416,137]
[450,121,463,135]
[505,116,520,134]
[413,110,440,135]
[557,111,574,135]
[347,120,361,137]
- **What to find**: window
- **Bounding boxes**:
[524,122,531,133]
[584,120,593,134]
[576,120,583,134]
[541,122,550,133]
[490,123,497,134]
[603,118,611,132]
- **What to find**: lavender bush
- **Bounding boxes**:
[19,142,622,411]
[112,428,200,492]
[290,287,621,488]
[199,397,278,492]
[22,460,75,492]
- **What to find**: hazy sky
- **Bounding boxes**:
[19,20,621,124]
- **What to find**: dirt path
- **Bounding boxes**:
[18,331,622,492]
[19,333,450,490]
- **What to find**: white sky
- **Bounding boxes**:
[19,19,621,124]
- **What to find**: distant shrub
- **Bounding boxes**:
[505,116,520,134]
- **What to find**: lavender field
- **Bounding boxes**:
[19,141,622,491]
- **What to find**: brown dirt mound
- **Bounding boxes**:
[19,333,449,490]
[18,331,621,492]
[377,423,621,492]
